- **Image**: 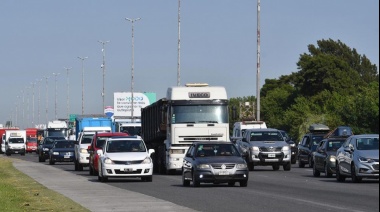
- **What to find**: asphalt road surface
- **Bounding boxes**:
[8,153,380,212]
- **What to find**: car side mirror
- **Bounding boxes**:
[148,149,155,156]
[96,149,103,155]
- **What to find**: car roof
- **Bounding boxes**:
[107,136,142,141]
[94,132,129,137]
[350,134,379,138]
[246,128,279,132]
[192,141,233,145]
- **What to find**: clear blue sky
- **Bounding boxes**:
[0,0,378,128]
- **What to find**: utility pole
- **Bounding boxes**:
[78,56,88,115]
[31,82,36,126]
[64,67,72,119]
[53,73,60,120]
[125,17,141,122]
[36,79,42,126]
[177,0,181,86]
[43,76,49,124]
[256,0,261,121]
[98,40,110,112]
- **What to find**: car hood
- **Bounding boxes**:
[249,141,288,147]
[104,152,148,161]
[356,150,379,159]
[51,148,75,152]
[195,156,245,164]
[42,144,54,148]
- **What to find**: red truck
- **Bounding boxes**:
[25,128,38,153]
[87,132,129,176]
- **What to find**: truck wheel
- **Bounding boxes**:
[248,162,254,171]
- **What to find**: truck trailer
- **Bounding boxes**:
[141,83,230,174]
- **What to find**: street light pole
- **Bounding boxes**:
[98,40,110,112]
[52,73,60,120]
[125,17,141,122]
[177,0,181,86]
[31,82,36,126]
[43,76,49,124]
[36,79,42,126]
[64,67,72,119]
[256,0,261,121]
[78,56,88,115]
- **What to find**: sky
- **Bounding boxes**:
[0,0,378,128]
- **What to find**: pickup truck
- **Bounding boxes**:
[235,128,292,171]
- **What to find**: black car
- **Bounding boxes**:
[312,137,346,177]
[49,140,76,165]
[279,130,298,164]
[38,136,65,162]
[182,142,249,187]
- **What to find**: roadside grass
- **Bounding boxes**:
[0,157,89,212]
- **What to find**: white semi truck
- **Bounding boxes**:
[141,83,230,174]
[46,120,69,139]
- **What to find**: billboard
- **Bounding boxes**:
[114,92,156,117]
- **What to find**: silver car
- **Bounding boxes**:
[336,134,379,183]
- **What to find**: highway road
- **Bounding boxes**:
[9,153,379,212]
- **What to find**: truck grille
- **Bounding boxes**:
[259,147,282,152]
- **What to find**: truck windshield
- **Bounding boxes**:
[120,126,141,136]
[9,138,24,143]
[172,105,228,124]
[47,129,68,138]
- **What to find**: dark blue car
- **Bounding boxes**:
[49,140,76,165]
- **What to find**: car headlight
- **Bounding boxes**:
[104,157,114,164]
[237,164,247,169]
[142,157,152,164]
[282,146,290,151]
[290,143,296,147]
[197,164,211,169]
[359,156,376,163]
[43,148,50,152]
[53,152,59,155]
[80,148,88,153]
[329,156,336,162]
[251,146,259,151]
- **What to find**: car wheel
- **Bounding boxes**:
[351,163,362,183]
[272,164,280,171]
[308,157,313,168]
[325,164,332,178]
[336,164,346,182]
[283,162,291,171]
[78,163,84,171]
[100,166,108,182]
[228,182,235,187]
[291,157,296,164]
[38,156,43,162]
[89,165,94,175]
[142,176,153,182]
[182,172,190,187]
[74,160,79,171]
[239,180,248,187]
[192,171,200,187]
[49,158,55,165]
[313,163,320,177]
[248,162,254,171]
[298,159,305,168]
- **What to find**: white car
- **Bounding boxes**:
[97,136,154,182]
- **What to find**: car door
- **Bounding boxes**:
[314,140,326,170]
[338,137,353,174]
[298,136,309,161]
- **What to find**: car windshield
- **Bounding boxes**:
[106,140,146,153]
[9,138,24,143]
[312,136,324,146]
[54,142,75,148]
[249,131,283,142]
[195,144,240,157]
[326,140,345,151]
[96,137,107,148]
[81,134,94,144]
[356,138,379,150]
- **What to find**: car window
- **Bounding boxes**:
[326,140,345,151]
[311,136,324,146]
[81,135,93,144]
[96,137,107,148]
[356,137,379,150]
[195,144,240,157]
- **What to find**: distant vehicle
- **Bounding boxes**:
[49,140,76,165]
[182,142,249,187]
[279,130,297,164]
[38,136,65,162]
[236,128,292,171]
[0,127,20,154]
[26,137,38,153]
[336,134,379,183]
[46,120,69,139]
[312,137,346,177]
[97,136,155,182]
[297,124,330,168]
[4,130,27,156]
[231,120,267,142]
[87,132,129,176]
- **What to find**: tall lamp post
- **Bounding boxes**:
[64,67,72,119]
[52,73,60,120]
[36,79,42,126]
[43,76,49,124]
[78,56,88,115]
[177,0,181,86]
[125,17,141,122]
[256,0,261,121]
[31,82,36,126]
[98,40,110,112]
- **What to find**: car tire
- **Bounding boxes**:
[272,164,280,171]
[336,164,346,182]
[49,158,55,165]
[325,164,332,178]
[248,162,254,171]
[313,163,320,177]
[291,157,296,164]
[351,163,362,183]
[100,166,108,182]
[182,172,190,187]
[38,156,43,162]
[74,160,79,171]
[228,182,235,187]
[239,180,248,187]
[298,158,305,168]
[308,157,313,168]
[89,165,94,176]
[283,162,291,171]
[192,171,200,187]
[142,176,153,182]
[78,163,84,171]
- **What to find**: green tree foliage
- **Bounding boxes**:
[230,39,379,141]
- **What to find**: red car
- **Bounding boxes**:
[88,132,129,176]
[26,137,38,153]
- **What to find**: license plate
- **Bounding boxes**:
[219,171,229,175]
[64,155,70,158]
[15,151,19,154]
[123,168,133,172]
[268,154,276,158]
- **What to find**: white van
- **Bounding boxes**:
[231,121,267,142]
[5,130,27,156]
